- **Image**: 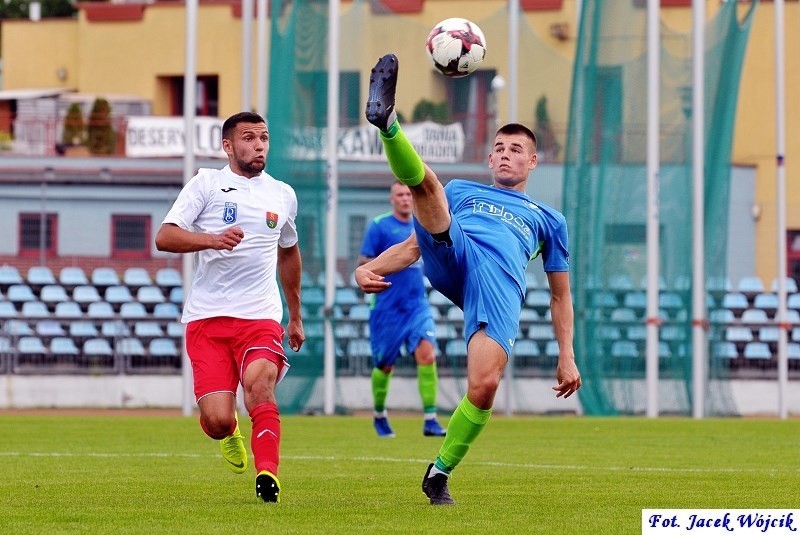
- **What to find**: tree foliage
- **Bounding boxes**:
[87,98,116,155]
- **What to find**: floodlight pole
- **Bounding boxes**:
[690,0,707,420]
[241,0,254,112]
[181,0,198,418]
[773,0,789,420]
[644,0,660,418]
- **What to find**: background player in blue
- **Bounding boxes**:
[356,53,582,505]
[358,182,447,438]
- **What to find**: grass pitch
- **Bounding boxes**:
[0,413,796,534]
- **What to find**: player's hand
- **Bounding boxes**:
[211,226,244,251]
[354,266,391,294]
[552,357,582,399]
[286,318,305,352]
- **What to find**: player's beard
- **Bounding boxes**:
[234,152,266,177]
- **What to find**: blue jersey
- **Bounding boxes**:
[360,212,428,313]
[415,179,569,357]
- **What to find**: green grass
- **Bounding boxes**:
[0,413,797,534]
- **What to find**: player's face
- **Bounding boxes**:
[488,133,537,191]
[390,184,413,218]
[224,122,269,178]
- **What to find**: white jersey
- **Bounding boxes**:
[162,165,298,323]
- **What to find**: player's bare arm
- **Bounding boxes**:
[155,223,244,253]
[547,271,582,398]
[278,243,305,352]
[355,233,421,294]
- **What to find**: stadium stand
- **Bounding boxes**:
[0,266,24,290]
[123,267,152,289]
[155,268,182,289]
[91,267,121,290]
[27,266,56,289]
[58,267,89,289]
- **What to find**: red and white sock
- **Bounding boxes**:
[249,402,281,475]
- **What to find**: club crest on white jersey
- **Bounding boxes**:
[223,202,237,224]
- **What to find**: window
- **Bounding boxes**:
[112,215,151,259]
[19,213,57,257]
[788,230,800,285]
[163,75,219,117]
[445,70,494,162]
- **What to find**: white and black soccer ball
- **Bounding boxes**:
[425,18,487,78]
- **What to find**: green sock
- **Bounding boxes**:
[371,367,391,412]
[379,120,425,187]
[417,363,438,414]
[434,396,492,473]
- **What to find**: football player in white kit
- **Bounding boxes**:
[156,112,304,503]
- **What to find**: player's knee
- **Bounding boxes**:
[201,414,236,439]
[469,374,501,400]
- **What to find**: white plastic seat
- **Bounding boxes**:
[59,267,88,288]
[70,321,100,339]
[149,338,179,358]
[743,342,771,360]
[345,338,372,358]
[87,301,115,318]
[0,265,23,288]
[27,266,56,287]
[91,267,120,288]
[18,336,47,354]
[50,337,79,356]
[7,285,36,304]
[155,268,182,288]
[35,320,65,338]
[513,339,540,357]
[153,302,181,319]
[611,340,639,358]
[83,338,113,356]
[348,304,371,321]
[21,301,50,318]
[740,309,769,324]
[713,341,738,359]
[3,320,33,336]
[444,339,467,358]
[0,301,18,318]
[116,337,146,357]
[123,267,152,288]
[40,285,70,306]
[120,302,147,319]
[105,286,134,308]
[72,285,102,307]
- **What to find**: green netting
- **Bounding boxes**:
[563,0,756,415]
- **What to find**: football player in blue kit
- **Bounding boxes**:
[359,182,447,438]
[355,53,582,505]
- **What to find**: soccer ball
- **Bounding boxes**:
[425,18,487,78]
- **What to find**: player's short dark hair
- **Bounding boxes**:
[222,112,266,140]
[496,123,537,150]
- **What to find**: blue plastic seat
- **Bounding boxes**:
[752,293,778,315]
[544,340,560,357]
[435,323,457,339]
[18,336,47,355]
[721,293,749,313]
[155,268,182,288]
[101,320,131,338]
[770,277,798,294]
[86,301,115,319]
[169,286,184,304]
[709,309,734,324]
[136,286,165,309]
[740,308,769,324]
[611,340,639,358]
[7,285,36,304]
[525,290,551,311]
[345,338,372,358]
[116,337,146,357]
[153,302,181,319]
[70,321,100,339]
[788,343,800,360]
[713,341,738,359]
[166,322,183,338]
[3,320,33,336]
[524,271,539,290]
[123,267,152,288]
[0,301,18,318]
[134,321,164,339]
[658,292,683,311]
[743,341,771,360]
[725,326,753,343]
[608,274,634,291]
[446,307,464,322]
[105,285,134,308]
[27,266,56,287]
[0,265,23,288]
[40,285,70,306]
[528,324,554,340]
[737,276,764,295]
[444,339,467,358]
[59,267,88,288]
[334,287,361,306]
[35,320,65,338]
[513,339,540,357]
[91,267,120,288]
[83,338,113,357]
[622,291,647,310]
[590,291,618,309]
[72,285,102,307]
[120,302,147,319]
[148,338,179,358]
[758,326,780,343]
[21,301,50,318]
[788,293,800,311]
[348,304,370,321]
[609,307,637,323]
[50,337,79,356]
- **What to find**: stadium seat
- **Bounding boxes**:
[0,301,18,318]
[120,302,147,319]
[707,276,732,294]
[525,290,551,312]
[72,285,102,308]
[435,323,457,339]
[660,325,686,341]
[519,308,540,325]
[788,343,800,360]
[123,267,152,289]
[639,275,666,291]
[658,341,672,359]
[83,338,113,357]
[737,276,764,296]
[740,308,769,325]
[528,324,554,341]
[136,286,166,310]
[622,292,647,311]
[709,309,734,324]
[148,338,179,358]
[609,307,637,323]
[303,287,325,307]
[428,290,451,308]
[0,336,12,353]
[524,271,539,289]
[35,320,65,338]
[770,277,798,294]
[626,324,646,341]
[7,285,36,305]
[590,291,618,309]
[105,285,134,310]
[743,341,771,360]
[18,335,47,358]
[725,326,753,343]
[758,326,780,344]
[27,266,56,288]
[59,267,88,289]
[544,340,560,357]
[169,286,184,305]
[752,293,778,316]
[345,338,372,358]
[333,322,360,340]
[101,320,130,338]
[116,337,146,357]
[787,293,800,311]
[446,307,464,322]
[785,309,800,324]
[334,287,361,307]
[91,267,120,289]
[0,265,23,289]
[658,292,683,312]
[155,268,182,289]
[3,320,33,337]
[513,339,540,357]
[153,302,181,319]
[40,285,70,308]
[721,293,748,315]
[70,321,100,340]
[166,322,183,339]
[347,303,370,321]
[316,271,346,288]
[303,321,324,338]
[301,271,314,288]
[792,328,800,343]
[712,341,738,359]
[87,301,115,319]
[444,339,467,358]
[672,275,691,291]
[21,301,50,318]
[134,321,164,339]
[50,337,79,356]
[608,274,634,291]
[611,340,639,358]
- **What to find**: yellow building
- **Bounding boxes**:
[1,0,798,284]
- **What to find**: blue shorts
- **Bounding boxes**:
[414,218,524,358]
[369,307,436,368]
